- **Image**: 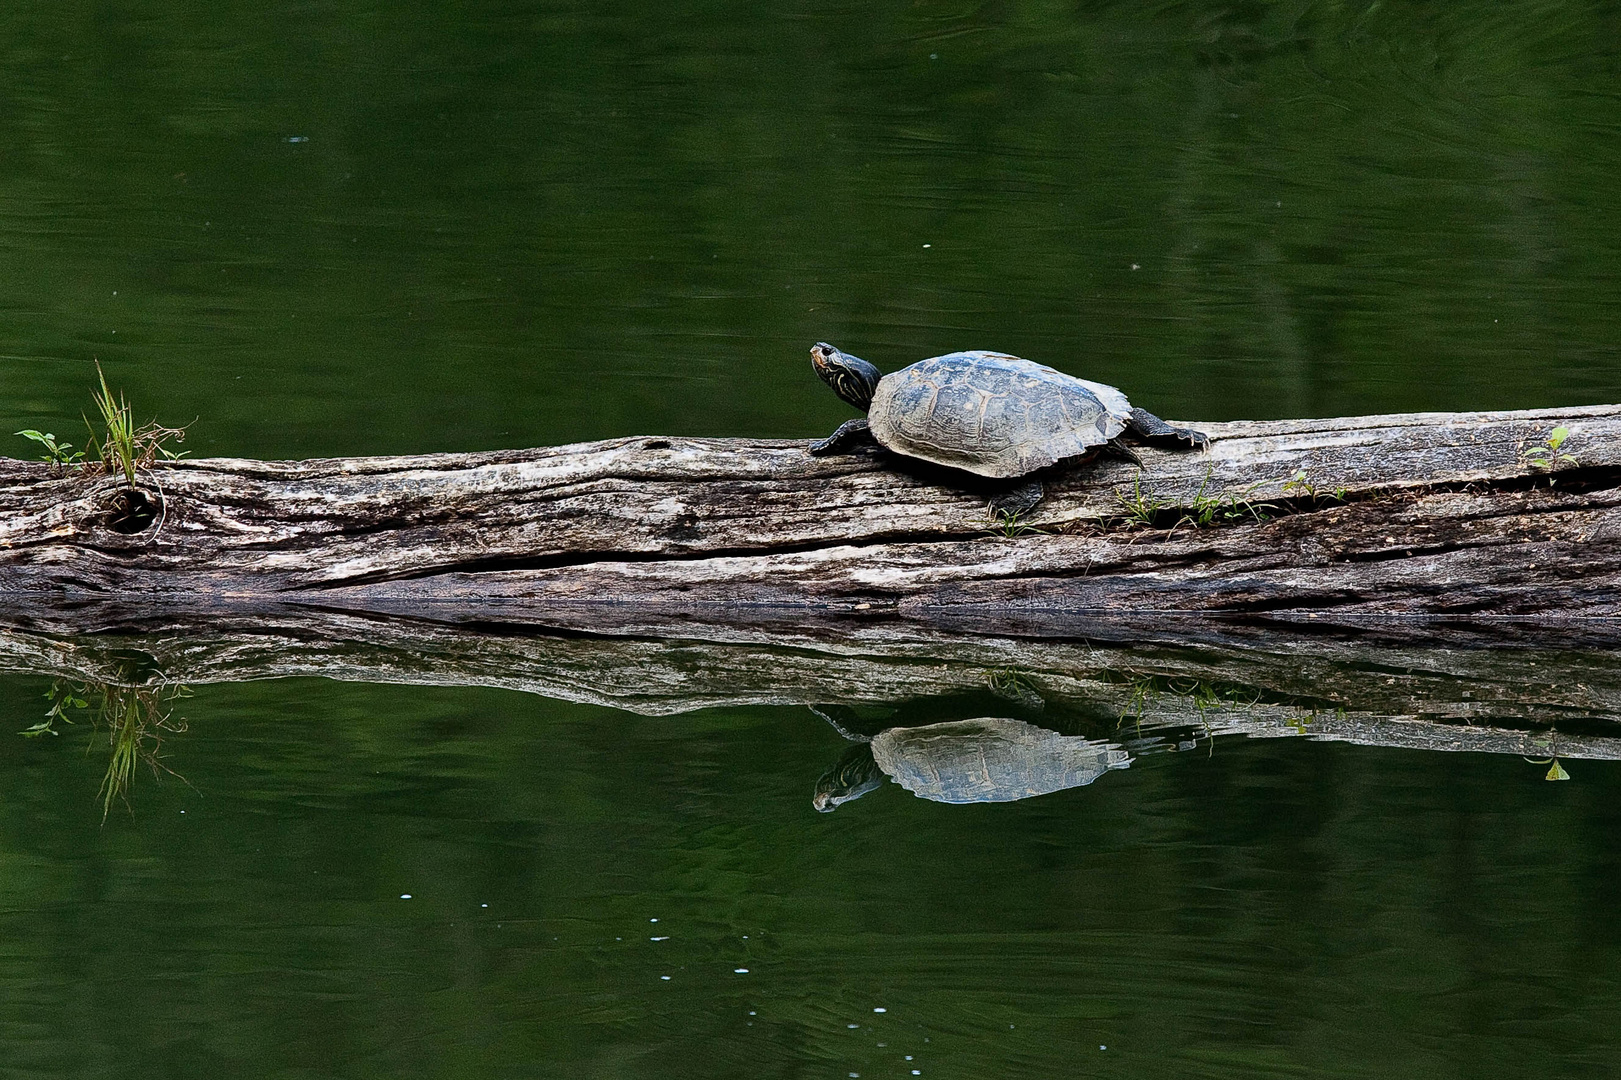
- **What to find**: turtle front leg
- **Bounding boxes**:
[808,418,877,456]
[1126,407,1210,449]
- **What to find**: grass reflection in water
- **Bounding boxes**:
[25,671,191,820]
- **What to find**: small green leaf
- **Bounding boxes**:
[1548,426,1571,451]
[1546,760,1571,781]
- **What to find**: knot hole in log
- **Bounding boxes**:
[104,487,160,534]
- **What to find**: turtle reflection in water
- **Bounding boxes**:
[811,708,1132,811]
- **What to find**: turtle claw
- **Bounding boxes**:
[1127,407,1210,449]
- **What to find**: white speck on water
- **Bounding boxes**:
[650,918,659,923]
[481,904,488,908]
[734,968,749,974]
[112,290,117,295]
[1100,1045,1107,1050]
[1130,263,1140,270]
[661,975,671,981]
[929,53,938,58]
[286,135,308,142]
[873,1008,886,1013]
[922,243,931,248]
[748,1011,756,1016]
[912,1071,921,1076]
[650,936,669,941]
[847,1024,859,1029]
[400,894,412,900]
[905,1056,913,1061]
[615,937,622,941]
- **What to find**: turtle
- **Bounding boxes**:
[810,708,1132,811]
[807,342,1209,514]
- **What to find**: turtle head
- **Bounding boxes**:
[811,342,881,413]
[812,741,885,813]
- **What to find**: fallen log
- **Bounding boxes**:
[4,405,1621,636]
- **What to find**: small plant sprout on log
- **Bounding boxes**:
[985,506,1045,539]
[1281,468,1348,505]
[1113,472,1169,528]
[1523,426,1577,470]
[13,429,85,465]
[1182,471,1275,527]
[1111,470,1280,535]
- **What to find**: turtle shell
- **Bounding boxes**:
[869,717,1131,804]
[867,351,1133,479]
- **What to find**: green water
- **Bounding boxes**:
[4,0,1621,1076]
[4,1,1621,457]
[0,678,1618,1079]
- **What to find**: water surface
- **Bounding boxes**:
[0,671,1618,1079]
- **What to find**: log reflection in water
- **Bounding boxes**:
[2,608,1619,812]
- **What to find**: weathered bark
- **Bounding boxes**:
[3,405,1621,635]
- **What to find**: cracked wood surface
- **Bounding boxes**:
[3,405,1621,630]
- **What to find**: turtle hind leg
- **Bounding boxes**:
[1099,441,1143,467]
[988,479,1043,518]
[1127,407,1210,449]
[808,418,876,456]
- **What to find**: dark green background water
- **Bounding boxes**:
[1,679,1618,1079]
[4,0,1620,456]
[3,1,1621,1076]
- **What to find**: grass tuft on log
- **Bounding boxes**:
[13,362,191,533]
